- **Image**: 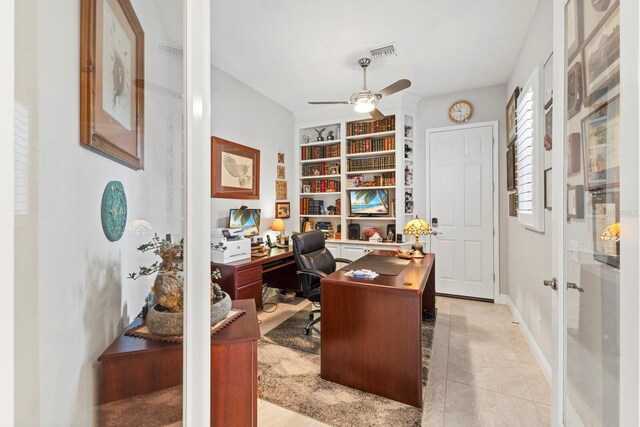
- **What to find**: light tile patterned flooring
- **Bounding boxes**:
[256,295,552,426]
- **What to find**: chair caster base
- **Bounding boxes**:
[304,328,310,335]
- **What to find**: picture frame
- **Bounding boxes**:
[565,0,583,63]
[328,165,340,175]
[582,3,620,107]
[80,0,145,170]
[544,168,552,210]
[277,165,286,180]
[275,202,291,219]
[567,60,584,119]
[567,184,584,219]
[350,175,364,188]
[505,87,520,145]
[278,152,285,164]
[276,180,287,200]
[211,137,260,199]
[302,184,311,194]
[509,193,518,217]
[506,143,516,192]
[567,133,581,175]
[544,108,553,151]
[543,53,553,109]
[581,95,619,191]
[592,190,620,268]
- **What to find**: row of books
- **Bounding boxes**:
[347,155,395,172]
[300,143,340,160]
[301,162,340,177]
[301,179,340,193]
[299,198,325,215]
[347,137,395,154]
[372,172,395,187]
[347,116,396,136]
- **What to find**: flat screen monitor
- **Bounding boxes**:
[229,208,261,237]
[348,189,390,216]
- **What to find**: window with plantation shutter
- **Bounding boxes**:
[516,66,544,232]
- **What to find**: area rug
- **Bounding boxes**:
[263,305,321,354]
[258,305,435,426]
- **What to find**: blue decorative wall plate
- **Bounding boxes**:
[101,181,128,242]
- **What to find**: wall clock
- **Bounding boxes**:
[449,100,473,123]
[101,181,128,242]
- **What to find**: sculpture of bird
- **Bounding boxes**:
[223,153,251,187]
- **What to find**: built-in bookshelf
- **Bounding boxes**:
[295,106,416,247]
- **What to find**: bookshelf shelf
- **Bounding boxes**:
[346,217,396,221]
[345,150,395,158]
[345,186,395,191]
[299,174,341,179]
[346,168,396,175]
[300,192,341,196]
[300,156,341,164]
[346,130,395,140]
[302,139,343,147]
[300,215,340,218]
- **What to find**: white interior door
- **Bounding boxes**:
[427,124,495,300]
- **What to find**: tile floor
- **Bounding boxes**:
[256,294,551,426]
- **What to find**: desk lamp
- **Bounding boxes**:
[272,219,286,245]
[403,216,432,258]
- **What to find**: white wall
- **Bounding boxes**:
[416,83,508,292]
[504,0,553,364]
[14,1,184,425]
[211,66,295,237]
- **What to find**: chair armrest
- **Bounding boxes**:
[297,269,327,280]
[334,258,353,264]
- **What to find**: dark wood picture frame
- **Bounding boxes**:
[509,193,518,217]
[544,168,552,210]
[211,137,260,199]
[592,190,620,268]
[567,184,585,219]
[581,95,620,191]
[567,133,581,175]
[544,108,553,151]
[506,143,516,191]
[567,60,584,119]
[582,2,620,107]
[506,87,520,145]
[80,0,145,170]
[275,202,291,219]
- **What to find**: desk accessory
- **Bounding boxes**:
[403,216,432,258]
[272,218,289,247]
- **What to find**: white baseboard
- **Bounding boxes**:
[499,293,552,384]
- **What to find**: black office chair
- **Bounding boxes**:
[292,230,352,335]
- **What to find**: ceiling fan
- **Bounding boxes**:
[308,57,411,120]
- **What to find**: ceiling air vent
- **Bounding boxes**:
[369,43,398,60]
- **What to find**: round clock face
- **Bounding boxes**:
[449,101,473,123]
[101,181,128,242]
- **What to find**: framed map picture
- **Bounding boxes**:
[211,137,260,199]
[80,0,145,170]
[276,181,287,200]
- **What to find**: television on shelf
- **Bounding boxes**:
[348,189,389,216]
[229,208,261,237]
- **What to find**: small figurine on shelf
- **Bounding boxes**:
[314,128,326,141]
[405,143,413,159]
[326,130,335,141]
[404,125,412,138]
[302,134,311,144]
[327,205,337,215]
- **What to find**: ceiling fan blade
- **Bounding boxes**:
[369,107,386,121]
[376,79,411,97]
[308,101,351,105]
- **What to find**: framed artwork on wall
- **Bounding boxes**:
[567,133,581,175]
[567,185,585,219]
[567,61,584,119]
[277,165,285,180]
[543,53,554,109]
[592,190,620,268]
[505,87,520,145]
[582,3,620,106]
[565,0,583,62]
[581,95,619,191]
[275,202,290,219]
[276,181,287,200]
[544,108,553,151]
[506,143,516,191]
[509,193,518,217]
[80,0,145,170]
[211,137,260,199]
[544,168,552,210]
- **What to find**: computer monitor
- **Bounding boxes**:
[229,208,261,237]
[348,189,390,216]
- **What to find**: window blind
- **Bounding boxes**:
[516,87,534,215]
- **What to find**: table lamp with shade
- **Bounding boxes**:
[271,219,287,246]
[403,216,432,258]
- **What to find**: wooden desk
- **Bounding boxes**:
[320,250,435,407]
[98,299,260,426]
[212,247,299,309]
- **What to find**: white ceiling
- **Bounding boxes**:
[210,0,539,113]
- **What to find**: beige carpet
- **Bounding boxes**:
[258,306,435,426]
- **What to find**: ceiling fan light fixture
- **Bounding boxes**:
[354,100,375,113]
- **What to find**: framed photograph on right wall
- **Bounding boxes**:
[592,190,620,268]
[581,95,620,190]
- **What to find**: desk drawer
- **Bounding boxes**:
[237,280,263,309]
[237,266,262,285]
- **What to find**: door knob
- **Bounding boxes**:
[567,282,584,293]
[431,231,443,236]
[543,277,558,290]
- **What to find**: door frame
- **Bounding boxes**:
[0,0,14,425]
[425,120,500,302]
